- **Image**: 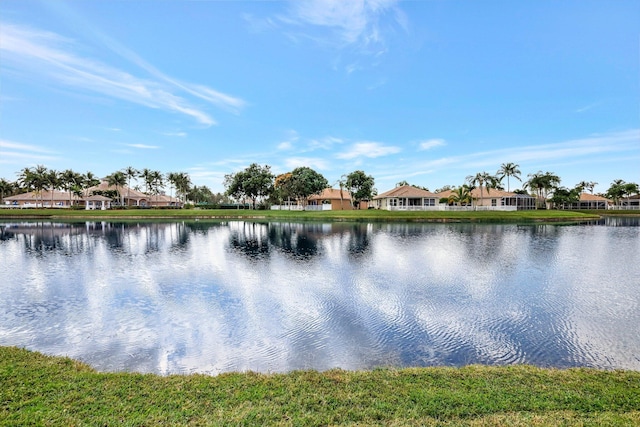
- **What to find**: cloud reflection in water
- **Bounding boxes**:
[0,219,638,374]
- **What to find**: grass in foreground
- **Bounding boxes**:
[0,208,603,223]
[2,347,639,426]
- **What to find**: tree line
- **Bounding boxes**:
[1,162,638,209]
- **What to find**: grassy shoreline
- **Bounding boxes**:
[0,208,616,223]
[1,347,639,426]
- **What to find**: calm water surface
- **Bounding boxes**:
[1,218,639,375]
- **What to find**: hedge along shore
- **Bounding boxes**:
[1,347,639,426]
[0,208,613,223]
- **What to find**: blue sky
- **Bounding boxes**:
[1,0,638,194]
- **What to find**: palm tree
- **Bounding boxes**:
[106,171,127,207]
[140,168,153,195]
[466,172,499,210]
[61,169,81,206]
[45,169,60,207]
[150,170,164,204]
[496,162,521,192]
[122,166,139,207]
[166,172,178,199]
[448,185,472,206]
[82,171,100,198]
[576,180,598,194]
[0,178,15,204]
[524,171,561,209]
[175,172,191,204]
[17,165,48,207]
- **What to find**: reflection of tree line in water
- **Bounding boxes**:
[1,221,373,259]
[3,218,636,257]
[226,222,372,261]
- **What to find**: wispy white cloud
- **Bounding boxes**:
[0,139,59,164]
[307,136,344,151]
[277,129,300,151]
[336,141,401,159]
[278,141,293,151]
[161,132,187,138]
[0,140,53,153]
[284,156,330,170]
[125,144,159,150]
[418,139,446,151]
[0,22,244,126]
[285,0,403,47]
[575,102,601,113]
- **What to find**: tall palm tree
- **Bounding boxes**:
[175,172,191,204]
[150,170,164,204]
[17,165,48,207]
[466,172,499,210]
[107,171,127,207]
[576,180,598,194]
[83,172,100,195]
[166,172,178,199]
[61,169,81,206]
[122,166,139,207]
[140,168,153,196]
[45,169,60,207]
[496,162,521,192]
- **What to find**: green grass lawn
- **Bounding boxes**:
[0,208,605,223]
[1,347,639,426]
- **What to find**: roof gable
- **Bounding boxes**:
[374,185,438,199]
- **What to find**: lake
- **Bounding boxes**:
[1,218,639,375]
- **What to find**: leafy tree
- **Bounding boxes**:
[345,170,375,209]
[549,187,580,209]
[496,162,521,192]
[395,180,410,187]
[273,172,295,207]
[224,163,274,209]
[466,172,499,209]
[288,167,328,205]
[606,179,639,207]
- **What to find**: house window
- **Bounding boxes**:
[423,198,435,206]
[389,198,397,207]
[491,199,497,206]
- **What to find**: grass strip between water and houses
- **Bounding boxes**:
[1,347,639,426]
[0,208,612,223]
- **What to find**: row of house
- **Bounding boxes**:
[4,181,638,211]
[277,185,638,211]
[1,180,182,209]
